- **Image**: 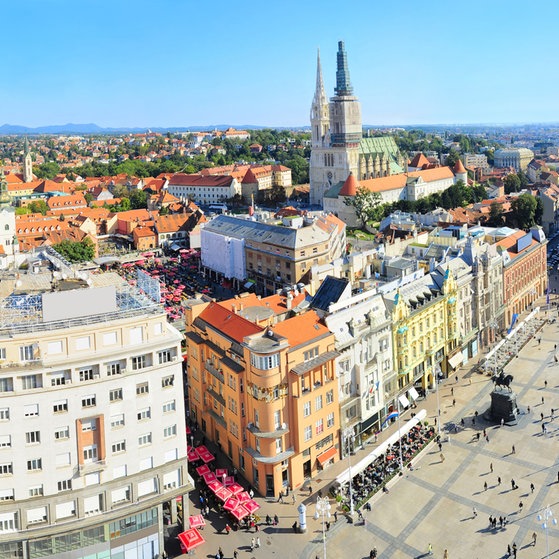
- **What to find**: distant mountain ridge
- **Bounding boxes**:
[0,123,282,135]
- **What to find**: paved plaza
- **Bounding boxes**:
[177,309,559,559]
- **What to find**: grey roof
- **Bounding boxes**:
[311,276,350,312]
[292,350,340,375]
[203,215,330,249]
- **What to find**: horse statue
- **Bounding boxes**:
[492,371,514,392]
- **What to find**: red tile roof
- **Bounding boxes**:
[199,302,263,343]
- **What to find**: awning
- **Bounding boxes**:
[398,394,410,409]
[448,352,463,370]
[408,387,420,402]
[317,446,338,466]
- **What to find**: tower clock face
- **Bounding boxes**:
[327,172,333,180]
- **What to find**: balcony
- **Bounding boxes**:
[77,460,106,476]
[207,386,225,406]
[207,409,226,428]
[247,422,290,439]
[205,360,224,383]
[244,445,295,465]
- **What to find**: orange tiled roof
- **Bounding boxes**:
[198,302,263,343]
[273,310,330,349]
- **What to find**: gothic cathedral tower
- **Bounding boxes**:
[23,137,33,183]
[309,41,362,206]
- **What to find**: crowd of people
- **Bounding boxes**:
[335,423,436,511]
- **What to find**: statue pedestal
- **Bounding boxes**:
[489,390,518,425]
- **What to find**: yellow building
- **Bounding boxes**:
[184,294,339,498]
[386,270,459,398]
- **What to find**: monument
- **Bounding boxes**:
[488,372,518,424]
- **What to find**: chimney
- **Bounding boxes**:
[232,304,237,314]
[286,292,293,310]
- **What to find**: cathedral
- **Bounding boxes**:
[309,41,404,206]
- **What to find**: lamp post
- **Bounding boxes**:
[434,364,441,437]
[314,496,331,559]
[396,396,403,471]
[342,427,355,518]
[537,505,557,559]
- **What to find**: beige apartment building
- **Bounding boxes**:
[0,270,193,559]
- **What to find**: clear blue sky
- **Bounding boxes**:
[5,0,559,128]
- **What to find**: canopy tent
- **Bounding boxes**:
[215,486,233,502]
[198,451,215,464]
[188,514,206,529]
[178,528,205,553]
[215,468,228,478]
[244,500,260,514]
[223,498,240,512]
[196,465,210,477]
[228,483,244,495]
[224,475,235,486]
[236,491,251,504]
[207,480,222,493]
[408,386,420,401]
[202,472,217,484]
[229,504,250,521]
[187,448,199,462]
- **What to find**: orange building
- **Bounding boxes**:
[184,295,339,497]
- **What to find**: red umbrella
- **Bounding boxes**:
[195,464,210,476]
[202,472,217,484]
[229,504,250,521]
[223,497,240,512]
[244,499,260,514]
[187,448,199,462]
[214,486,233,502]
[207,480,221,493]
[228,483,244,495]
[199,452,215,464]
[236,491,251,504]
[215,468,228,478]
[188,514,206,529]
[196,445,208,454]
[224,475,235,486]
[178,528,205,553]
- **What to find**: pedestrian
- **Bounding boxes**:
[519,501,523,512]
[443,550,448,559]
[438,442,442,452]
[440,453,445,462]
[545,379,548,388]
[499,516,503,527]
[451,387,454,396]
[334,511,338,522]
[218,547,223,559]
[308,485,312,496]
[483,429,486,437]
[532,531,537,545]
[250,538,255,551]
[461,418,465,426]
[530,483,535,493]
[428,543,433,555]
[542,423,547,434]
[539,337,542,345]
[234,550,238,559]
[292,492,296,504]
[528,406,531,413]
[541,412,545,421]
[326,521,330,531]
[512,445,516,454]
[256,537,260,548]
[490,462,493,473]
[512,542,517,558]
[552,408,556,419]
[292,521,298,533]
[484,481,488,491]
[501,418,505,427]
[452,398,456,407]
[255,523,260,533]
[273,514,279,526]
[485,435,489,443]
[511,479,516,490]
[266,514,271,526]
[498,476,501,485]
[473,506,477,518]
[507,544,511,556]
[357,509,364,522]
[225,523,231,535]
[455,375,458,383]
[277,492,284,503]
[489,515,493,526]
[476,433,481,441]
[542,396,545,405]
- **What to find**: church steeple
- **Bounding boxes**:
[23,137,33,183]
[310,49,330,148]
[335,41,353,96]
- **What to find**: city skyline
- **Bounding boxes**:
[5,0,559,129]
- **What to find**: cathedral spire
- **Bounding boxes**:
[24,136,29,155]
[314,49,327,105]
[335,40,353,96]
[310,48,330,149]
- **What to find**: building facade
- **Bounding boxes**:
[0,271,192,559]
[493,148,534,172]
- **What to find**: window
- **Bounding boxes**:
[57,479,72,491]
[327,412,335,428]
[75,336,91,350]
[315,395,323,411]
[54,426,69,440]
[304,425,312,442]
[275,438,283,454]
[109,388,123,402]
[79,368,94,382]
[129,327,143,345]
[110,414,125,428]
[316,418,324,434]
[53,400,68,413]
[161,375,174,388]
[83,445,98,462]
[26,431,40,444]
[250,353,280,370]
[0,488,14,501]
[162,400,176,413]
[303,401,311,417]
[154,322,163,335]
[0,463,13,475]
[103,332,117,346]
[0,378,13,393]
[29,485,44,497]
[304,347,319,362]
[137,408,151,421]
[22,374,42,390]
[164,425,177,438]
[19,344,35,361]
[0,435,10,448]
[82,395,96,408]
[136,382,149,395]
[24,404,39,417]
[326,389,334,404]
[81,419,97,432]
[27,458,42,471]
[274,410,281,430]
[106,362,122,376]
[158,350,172,364]
[0,348,5,359]
[132,355,147,370]
[50,370,70,386]
[0,408,9,421]
[112,441,126,454]
[138,433,152,446]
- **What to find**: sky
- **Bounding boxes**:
[4,0,559,129]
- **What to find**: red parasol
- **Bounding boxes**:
[215,468,228,478]
[207,480,221,493]
[178,528,205,553]
[229,504,250,521]
[228,483,244,495]
[202,472,217,484]
[244,499,260,514]
[195,464,210,476]
[187,448,199,462]
[188,514,206,529]
[236,491,251,504]
[223,497,240,512]
[214,486,233,502]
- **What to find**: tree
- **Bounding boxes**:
[129,189,147,210]
[53,237,95,262]
[535,197,544,225]
[509,193,537,230]
[504,174,521,194]
[344,186,383,227]
[444,150,460,168]
[28,200,49,215]
[269,184,286,205]
[34,162,60,179]
[487,202,504,226]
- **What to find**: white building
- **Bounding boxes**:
[167,173,241,205]
[0,270,193,559]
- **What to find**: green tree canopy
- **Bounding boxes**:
[53,237,95,262]
[344,186,383,227]
[28,200,49,215]
[487,201,504,227]
[504,174,521,194]
[509,193,537,230]
[33,162,61,179]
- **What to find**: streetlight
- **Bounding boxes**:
[396,396,403,471]
[434,363,441,437]
[314,496,331,559]
[538,505,557,559]
[342,427,355,518]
